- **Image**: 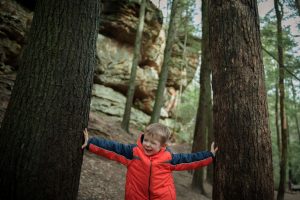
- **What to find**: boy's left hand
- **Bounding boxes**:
[210,142,218,156]
[81,128,89,149]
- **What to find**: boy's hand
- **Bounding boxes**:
[81,128,89,149]
[210,142,218,156]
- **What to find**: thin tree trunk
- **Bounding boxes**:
[121,0,146,133]
[172,5,188,133]
[291,80,300,143]
[209,1,274,199]
[191,0,210,195]
[275,82,281,155]
[0,0,100,199]
[274,0,288,199]
[295,0,300,16]
[287,121,293,187]
[150,0,180,123]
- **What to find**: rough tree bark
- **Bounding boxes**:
[209,1,274,199]
[206,71,213,184]
[0,0,100,199]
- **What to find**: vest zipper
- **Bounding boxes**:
[148,160,152,200]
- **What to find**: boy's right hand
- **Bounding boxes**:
[81,128,89,149]
[210,142,219,156]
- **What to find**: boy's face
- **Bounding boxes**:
[142,134,164,156]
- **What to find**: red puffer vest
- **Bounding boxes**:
[125,136,175,200]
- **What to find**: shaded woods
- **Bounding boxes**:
[0,0,300,200]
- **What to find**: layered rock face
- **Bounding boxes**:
[0,0,32,121]
[0,0,200,128]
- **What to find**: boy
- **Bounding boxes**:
[82,123,218,200]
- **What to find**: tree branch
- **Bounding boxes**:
[262,46,300,81]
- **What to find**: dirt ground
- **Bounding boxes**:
[77,113,300,200]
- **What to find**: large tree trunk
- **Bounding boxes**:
[191,0,210,194]
[150,0,180,123]
[121,0,146,132]
[0,0,100,199]
[274,0,288,199]
[209,1,274,199]
[206,74,213,184]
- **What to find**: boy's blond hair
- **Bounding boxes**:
[144,123,170,145]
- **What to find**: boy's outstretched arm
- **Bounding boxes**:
[81,128,135,166]
[170,142,218,171]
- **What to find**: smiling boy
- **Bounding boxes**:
[82,123,218,200]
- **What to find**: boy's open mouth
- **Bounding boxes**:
[144,148,152,154]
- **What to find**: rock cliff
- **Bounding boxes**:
[0,0,200,129]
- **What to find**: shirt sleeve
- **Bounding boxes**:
[170,151,214,171]
[87,137,136,166]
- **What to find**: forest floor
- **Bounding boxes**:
[77,112,300,200]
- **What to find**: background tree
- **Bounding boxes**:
[170,0,201,137]
[274,0,288,199]
[285,0,300,16]
[191,0,211,195]
[209,1,274,199]
[150,0,181,123]
[260,11,300,187]
[290,81,300,142]
[275,81,281,155]
[297,0,300,15]
[0,0,100,199]
[121,0,146,133]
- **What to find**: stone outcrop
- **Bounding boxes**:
[0,0,200,130]
[0,0,32,68]
[94,0,201,116]
[0,0,32,122]
[99,0,163,46]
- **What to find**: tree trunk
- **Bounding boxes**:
[203,0,214,185]
[287,121,293,186]
[274,0,288,199]
[296,0,300,16]
[275,82,281,155]
[150,0,180,123]
[291,80,300,143]
[206,72,213,184]
[172,4,188,133]
[121,0,146,132]
[191,0,210,194]
[209,1,274,199]
[0,0,100,199]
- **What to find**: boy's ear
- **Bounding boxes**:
[161,143,167,147]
